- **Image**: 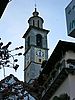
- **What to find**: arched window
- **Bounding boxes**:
[28,36,30,47]
[38,20,39,27]
[33,20,35,26]
[36,34,42,47]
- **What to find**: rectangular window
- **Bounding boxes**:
[38,20,39,27]
[39,59,41,62]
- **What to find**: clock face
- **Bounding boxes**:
[36,49,44,57]
[35,48,45,63]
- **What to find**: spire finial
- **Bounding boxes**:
[35,2,36,8]
[33,0,39,16]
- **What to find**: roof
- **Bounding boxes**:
[23,26,49,38]
[28,7,44,23]
[28,16,44,23]
[41,40,75,75]
[0,0,9,18]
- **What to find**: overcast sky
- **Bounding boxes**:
[0,0,74,81]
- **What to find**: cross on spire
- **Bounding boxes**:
[34,0,37,11]
[34,0,36,7]
[35,2,36,8]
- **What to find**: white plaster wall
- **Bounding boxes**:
[68,74,75,100]
[50,74,75,100]
[50,76,70,100]
[64,51,75,61]
[49,51,75,100]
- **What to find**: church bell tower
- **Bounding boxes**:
[23,7,49,83]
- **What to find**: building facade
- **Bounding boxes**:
[23,8,49,83]
[40,40,75,100]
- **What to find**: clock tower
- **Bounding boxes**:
[23,7,49,83]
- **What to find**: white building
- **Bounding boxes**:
[41,40,75,100]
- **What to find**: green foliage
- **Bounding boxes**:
[59,93,70,100]
[53,96,60,100]
[53,93,70,100]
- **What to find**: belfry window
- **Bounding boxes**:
[38,20,39,27]
[33,20,35,26]
[28,36,30,47]
[36,34,42,47]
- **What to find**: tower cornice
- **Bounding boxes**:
[23,26,49,38]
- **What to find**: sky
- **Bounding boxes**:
[0,0,75,81]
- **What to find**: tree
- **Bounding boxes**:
[0,38,23,77]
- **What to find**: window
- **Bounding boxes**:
[39,59,41,62]
[33,20,35,26]
[67,59,75,69]
[38,20,39,27]
[28,36,30,47]
[36,34,42,47]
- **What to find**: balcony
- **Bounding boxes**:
[41,59,75,100]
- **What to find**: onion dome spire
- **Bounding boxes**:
[33,4,39,16]
[28,6,44,28]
